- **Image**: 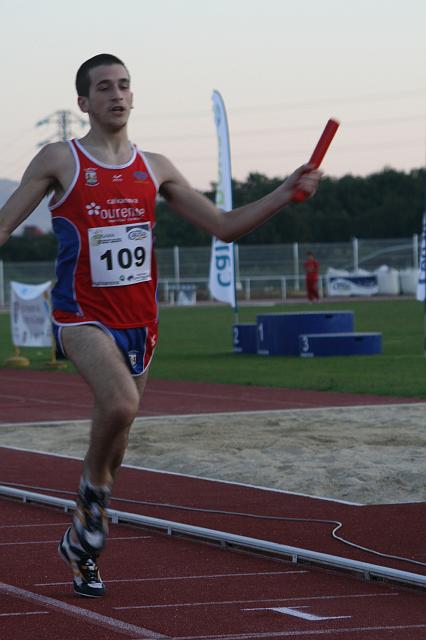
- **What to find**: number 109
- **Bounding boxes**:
[100,246,146,270]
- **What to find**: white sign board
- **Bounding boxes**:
[10,281,52,347]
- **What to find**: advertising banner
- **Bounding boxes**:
[208,90,237,309]
[326,275,378,297]
[417,212,426,301]
[10,281,52,347]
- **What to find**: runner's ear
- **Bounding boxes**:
[78,95,89,114]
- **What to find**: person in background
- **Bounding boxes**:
[304,251,320,301]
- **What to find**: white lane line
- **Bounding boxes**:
[244,606,351,622]
[0,611,49,617]
[0,536,151,546]
[0,374,85,387]
[0,372,375,406]
[0,421,91,428]
[0,581,169,639]
[0,446,362,505]
[165,624,426,639]
[0,522,69,529]
[122,463,363,506]
[0,393,92,408]
[34,570,306,588]
[2,400,424,427]
[114,592,399,611]
[136,402,426,416]
[0,370,424,408]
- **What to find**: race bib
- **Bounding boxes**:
[88,222,152,287]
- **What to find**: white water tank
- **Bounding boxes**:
[376,266,400,295]
[399,268,417,295]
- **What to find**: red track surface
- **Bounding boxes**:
[0,370,425,638]
[0,369,422,424]
[1,448,425,639]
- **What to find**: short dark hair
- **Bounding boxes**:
[76,53,129,97]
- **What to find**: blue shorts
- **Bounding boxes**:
[53,321,158,376]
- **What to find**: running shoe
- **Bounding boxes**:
[58,527,105,598]
[73,475,111,555]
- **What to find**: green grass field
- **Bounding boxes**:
[1,299,426,397]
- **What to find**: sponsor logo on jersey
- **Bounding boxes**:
[112,174,123,182]
[127,225,149,241]
[89,230,121,246]
[107,198,139,204]
[86,202,102,215]
[133,170,149,183]
[90,230,104,246]
[85,168,99,186]
[85,201,145,220]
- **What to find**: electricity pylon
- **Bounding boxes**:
[36,110,87,147]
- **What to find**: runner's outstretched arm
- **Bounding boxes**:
[152,154,321,243]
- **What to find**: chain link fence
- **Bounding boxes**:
[0,237,419,307]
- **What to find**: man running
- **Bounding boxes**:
[0,53,321,597]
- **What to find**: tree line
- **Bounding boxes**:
[1,167,424,261]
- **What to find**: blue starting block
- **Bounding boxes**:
[256,312,354,356]
[233,323,258,354]
[299,332,382,357]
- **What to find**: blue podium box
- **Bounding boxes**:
[233,323,258,354]
[299,332,382,357]
[256,312,354,356]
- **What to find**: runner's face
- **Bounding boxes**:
[79,64,133,130]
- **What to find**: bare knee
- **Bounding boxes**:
[96,389,139,428]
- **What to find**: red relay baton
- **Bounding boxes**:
[292,118,340,202]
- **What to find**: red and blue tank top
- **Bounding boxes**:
[50,139,159,328]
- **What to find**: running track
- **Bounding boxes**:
[0,449,425,640]
[0,370,425,638]
[0,370,422,424]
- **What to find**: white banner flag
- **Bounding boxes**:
[208,90,237,309]
[10,281,52,347]
[417,213,426,301]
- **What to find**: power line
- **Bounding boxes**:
[0,112,86,176]
[172,138,423,164]
[0,111,88,178]
[229,88,426,115]
[137,114,426,144]
[134,87,426,122]
[0,124,38,149]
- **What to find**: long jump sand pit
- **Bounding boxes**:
[1,403,425,504]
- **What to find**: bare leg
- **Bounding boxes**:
[105,370,149,481]
[61,324,148,487]
[58,324,150,592]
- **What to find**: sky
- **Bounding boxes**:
[0,0,425,191]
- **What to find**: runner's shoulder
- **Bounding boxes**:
[142,151,186,188]
[20,142,74,187]
[35,141,74,177]
[143,150,169,172]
